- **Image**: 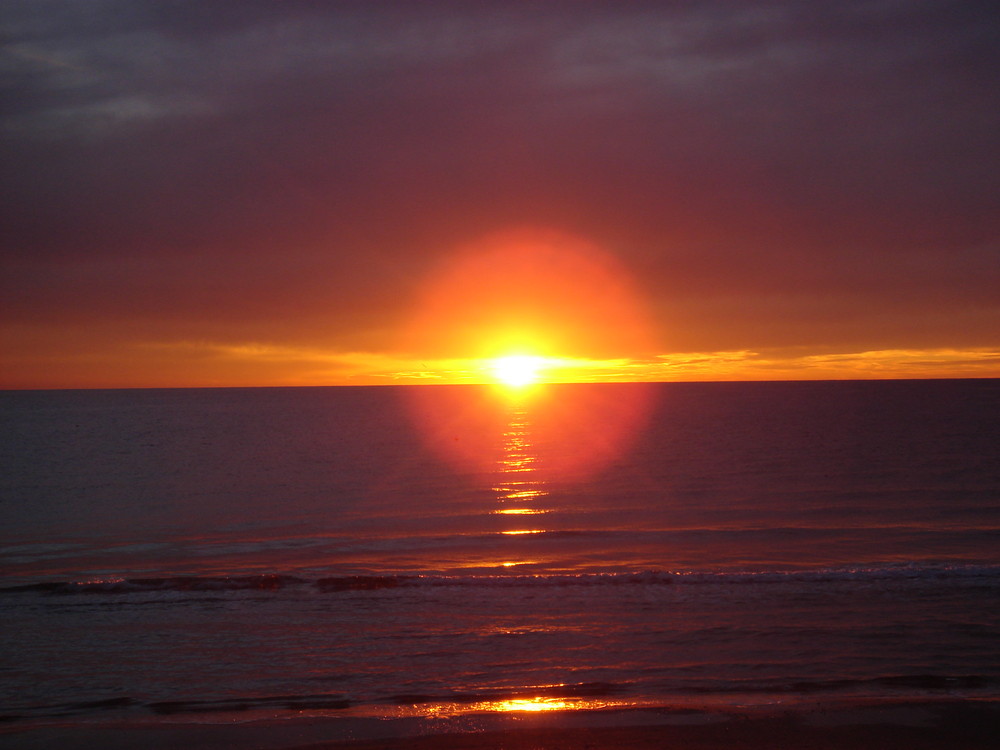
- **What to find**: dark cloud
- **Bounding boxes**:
[1,0,997,372]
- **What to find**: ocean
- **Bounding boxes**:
[2,380,999,739]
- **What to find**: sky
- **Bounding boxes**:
[1,0,998,388]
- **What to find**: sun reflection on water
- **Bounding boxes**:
[500,529,544,535]
[494,486,547,500]
[385,695,640,720]
[489,698,572,712]
[494,400,548,526]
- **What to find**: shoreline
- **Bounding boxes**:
[3,698,998,750]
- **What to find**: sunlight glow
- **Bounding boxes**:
[348,694,641,720]
[494,507,547,515]
[490,355,546,387]
[490,698,572,712]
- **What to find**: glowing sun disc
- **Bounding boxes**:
[491,355,544,387]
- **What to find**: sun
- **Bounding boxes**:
[490,355,545,387]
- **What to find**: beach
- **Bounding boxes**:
[3,700,999,749]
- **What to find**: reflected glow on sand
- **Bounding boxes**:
[381,695,643,719]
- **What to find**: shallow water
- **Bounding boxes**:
[2,380,999,725]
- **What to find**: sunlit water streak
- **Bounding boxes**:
[492,398,550,537]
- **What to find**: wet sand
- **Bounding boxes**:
[2,700,998,750]
[303,702,999,750]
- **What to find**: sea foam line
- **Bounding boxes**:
[3,564,999,595]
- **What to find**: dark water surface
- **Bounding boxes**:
[2,380,999,725]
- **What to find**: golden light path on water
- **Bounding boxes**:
[491,393,549,544]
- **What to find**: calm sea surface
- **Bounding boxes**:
[2,380,999,727]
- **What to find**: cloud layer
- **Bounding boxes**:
[1,0,998,386]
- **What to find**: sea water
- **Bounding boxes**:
[1,380,999,726]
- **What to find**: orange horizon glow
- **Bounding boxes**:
[1,342,999,390]
[2,218,999,391]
